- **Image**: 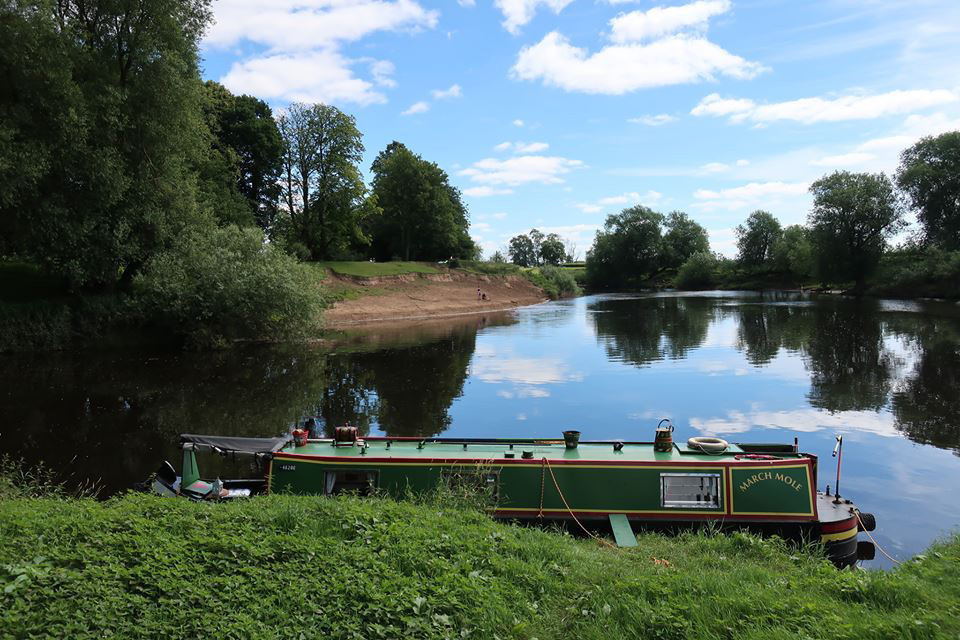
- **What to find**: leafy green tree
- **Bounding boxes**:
[197,81,253,227]
[277,103,372,260]
[369,142,475,261]
[508,234,536,266]
[490,250,507,264]
[675,251,717,290]
[771,225,814,282]
[201,82,283,231]
[663,211,710,269]
[736,210,782,267]
[897,131,960,250]
[0,0,213,290]
[539,233,566,265]
[135,224,324,347]
[808,171,903,292]
[585,206,665,289]
[528,229,544,265]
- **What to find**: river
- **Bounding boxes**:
[2,291,959,568]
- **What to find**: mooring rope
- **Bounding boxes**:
[541,457,617,549]
[855,510,901,565]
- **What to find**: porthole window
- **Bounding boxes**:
[661,473,721,509]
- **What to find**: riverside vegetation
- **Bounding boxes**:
[1,463,959,640]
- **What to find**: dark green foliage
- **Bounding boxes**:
[0,0,213,290]
[771,224,815,282]
[809,171,903,292]
[897,131,960,250]
[526,266,581,299]
[4,491,958,639]
[277,103,374,260]
[539,233,567,266]
[674,252,718,290]
[736,210,783,266]
[135,225,324,347]
[199,81,283,229]
[662,211,710,270]
[509,233,537,266]
[369,142,475,262]
[867,247,960,299]
[586,206,666,289]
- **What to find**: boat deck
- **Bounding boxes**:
[277,438,806,464]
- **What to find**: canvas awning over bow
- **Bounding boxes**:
[179,434,293,455]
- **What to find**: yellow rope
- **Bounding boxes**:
[541,457,618,549]
[855,511,901,565]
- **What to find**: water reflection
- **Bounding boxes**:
[590,295,714,366]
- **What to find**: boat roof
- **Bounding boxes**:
[276,438,808,463]
[181,434,293,454]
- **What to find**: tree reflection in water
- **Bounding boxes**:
[589,293,960,455]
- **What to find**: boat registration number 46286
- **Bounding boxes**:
[278,464,296,472]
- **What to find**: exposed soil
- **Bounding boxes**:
[321,270,547,328]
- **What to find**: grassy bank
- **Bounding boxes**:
[1,489,958,639]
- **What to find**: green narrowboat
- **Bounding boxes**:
[151,425,876,566]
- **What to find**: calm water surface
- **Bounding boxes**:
[3,291,959,568]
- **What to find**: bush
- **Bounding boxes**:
[675,252,718,290]
[135,225,324,347]
[527,265,581,299]
[868,247,960,298]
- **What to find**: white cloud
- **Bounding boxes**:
[494,0,574,35]
[695,181,808,201]
[628,114,677,126]
[457,0,475,6]
[609,0,731,43]
[701,162,730,173]
[495,141,550,153]
[810,152,876,167]
[512,32,766,94]
[212,1,438,106]
[431,83,462,99]
[463,186,515,197]
[402,101,430,115]
[575,190,662,213]
[222,50,387,105]
[692,89,958,124]
[460,155,584,186]
[736,159,750,167]
[513,119,525,127]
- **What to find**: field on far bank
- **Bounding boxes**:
[1,486,958,640]
[312,261,442,278]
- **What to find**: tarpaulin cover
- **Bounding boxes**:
[180,434,293,454]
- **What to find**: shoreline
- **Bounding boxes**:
[320,270,549,329]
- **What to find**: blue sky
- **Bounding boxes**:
[200,0,960,257]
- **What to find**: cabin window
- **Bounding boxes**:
[324,470,378,496]
[442,469,499,501]
[660,473,722,509]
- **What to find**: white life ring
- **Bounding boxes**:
[688,436,729,452]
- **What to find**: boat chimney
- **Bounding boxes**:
[563,430,580,449]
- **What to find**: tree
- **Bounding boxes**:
[771,225,814,282]
[369,142,475,261]
[736,210,782,267]
[808,171,903,292]
[663,211,710,269]
[528,228,544,266]
[490,250,507,264]
[201,82,283,231]
[585,206,665,289]
[0,0,213,290]
[539,233,567,265]
[897,131,960,250]
[277,103,371,260]
[508,234,536,266]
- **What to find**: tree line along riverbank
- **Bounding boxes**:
[1,465,958,640]
[0,259,579,353]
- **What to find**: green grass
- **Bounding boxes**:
[2,483,958,639]
[315,261,441,278]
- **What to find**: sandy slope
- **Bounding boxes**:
[321,270,547,327]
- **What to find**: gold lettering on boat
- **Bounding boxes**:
[738,470,803,493]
